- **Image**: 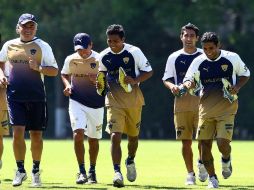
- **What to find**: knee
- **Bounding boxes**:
[111,133,122,145]
[30,131,43,142]
[128,136,138,144]
[217,139,230,153]
[73,130,84,143]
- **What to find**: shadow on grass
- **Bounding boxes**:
[220,184,254,190]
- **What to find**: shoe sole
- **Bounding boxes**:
[113,179,124,188]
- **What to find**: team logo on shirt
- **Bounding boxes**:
[123,57,129,64]
[90,62,96,69]
[221,64,228,71]
[30,49,37,55]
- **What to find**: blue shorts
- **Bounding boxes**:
[8,101,48,131]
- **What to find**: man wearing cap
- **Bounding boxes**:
[61,33,105,184]
[0,13,58,187]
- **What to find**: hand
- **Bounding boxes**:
[88,73,97,85]
[0,77,8,88]
[170,85,180,96]
[28,57,41,72]
[183,81,194,89]
[63,85,72,96]
[229,85,240,95]
[124,76,136,85]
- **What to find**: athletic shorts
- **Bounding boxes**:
[174,111,198,140]
[69,99,104,139]
[106,106,142,137]
[196,114,235,141]
[0,110,9,136]
[8,100,48,131]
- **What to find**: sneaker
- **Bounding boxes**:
[76,173,88,184]
[87,172,97,184]
[31,171,41,187]
[222,157,232,179]
[96,72,107,96]
[113,172,124,187]
[185,172,196,185]
[125,160,137,182]
[207,176,219,188]
[197,161,208,182]
[12,170,27,186]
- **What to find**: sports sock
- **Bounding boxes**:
[114,164,121,173]
[222,156,230,163]
[89,164,95,173]
[79,163,86,174]
[32,160,40,174]
[16,160,26,173]
[126,156,134,165]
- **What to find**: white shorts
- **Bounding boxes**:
[69,99,104,139]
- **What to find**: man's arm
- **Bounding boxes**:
[163,78,180,96]
[29,57,58,76]
[230,76,250,94]
[61,74,72,96]
[0,61,8,88]
[125,70,153,85]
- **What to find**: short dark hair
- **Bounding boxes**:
[106,24,125,39]
[201,32,219,46]
[181,23,199,36]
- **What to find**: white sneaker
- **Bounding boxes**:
[185,172,196,185]
[113,172,124,187]
[197,161,208,182]
[12,170,27,186]
[222,157,232,179]
[125,160,137,182]
[31,171,42,187]
[76,173,87,184]
[207,176,219,188]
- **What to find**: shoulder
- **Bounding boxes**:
[221,50,239,59]
[2,38,20,47]
[34,38,53,51]
[124,43,142,54]
[99,47,111,57]
[166,49,184,61]
[91,50,100,59]
[65,52,78,62]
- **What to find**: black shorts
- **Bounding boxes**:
[8,100,48,131]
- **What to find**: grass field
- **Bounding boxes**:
[0,139,254,190]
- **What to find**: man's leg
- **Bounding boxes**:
[201,140,219,188]
[111,132,124,187]
[12,126,27,186]
[197,140,208,182]
[0,135,3,168]
[73,129,87,184]
[87,137,99,183]
[182,140,193,173]
[182,140,196,185]
[125,135,138,182]
[217,138,232,179]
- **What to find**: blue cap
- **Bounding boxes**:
[18,13,37,25]
[73,33,91,51]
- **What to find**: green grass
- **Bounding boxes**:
[1,139,254,189]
